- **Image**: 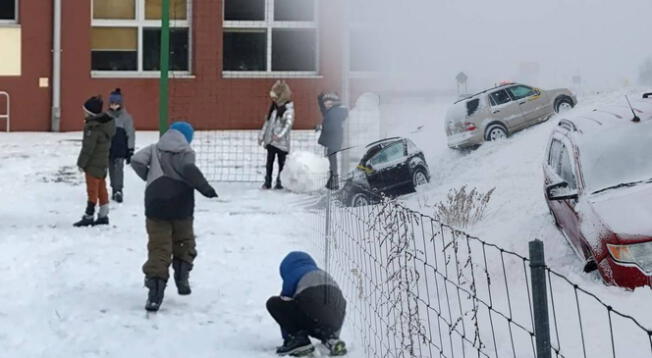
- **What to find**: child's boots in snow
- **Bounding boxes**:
[73,202,95,227]
[172,258,192,295]
[276,332,314,356]
[145,277,167,312]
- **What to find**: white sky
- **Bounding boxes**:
[347,0,652,91]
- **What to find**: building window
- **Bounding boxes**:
[222,0,318,77]
[91,0,191,75]
[0,0,18,23]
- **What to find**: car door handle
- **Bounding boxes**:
[519,101,526,105]
[493,110,500,114]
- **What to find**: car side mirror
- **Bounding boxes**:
[534,88,542,96]
[546,181,579,201]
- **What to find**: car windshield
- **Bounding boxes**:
[368,142,403,167]
[580,121,652,194]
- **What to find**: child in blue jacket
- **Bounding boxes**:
[267,251,347,356]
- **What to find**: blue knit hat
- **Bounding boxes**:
[109,88,123,105]
[170,121,194,144]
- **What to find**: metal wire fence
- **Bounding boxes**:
[195,129,322,182]
[310,194,652,358]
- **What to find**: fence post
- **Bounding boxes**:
[324,181,332,273]
[529,239,552,358]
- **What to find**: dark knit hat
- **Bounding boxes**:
[109,88,123,105]
[83,95,103,116]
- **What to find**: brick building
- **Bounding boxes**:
[0,0,358,131]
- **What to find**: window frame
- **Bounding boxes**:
[90,0,193,78]
[368,142,405,167]
[0,0,18,24]
[489,89,513,107]
[222,0,320,78]
[558,144,578,189]
[507,85,536,101]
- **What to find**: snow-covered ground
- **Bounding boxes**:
[3,89,652,357]
[381,90,652,328]
[0,132,357,357]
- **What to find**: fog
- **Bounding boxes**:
[346,0,652,92]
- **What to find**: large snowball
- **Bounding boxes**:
[281,151,330,193]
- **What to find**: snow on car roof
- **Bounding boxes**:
[559,96,652,136]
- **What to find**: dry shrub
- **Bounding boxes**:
[434,186,495,228]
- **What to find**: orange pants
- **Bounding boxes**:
[85,173,109,206]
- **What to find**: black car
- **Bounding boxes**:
[340,137,430,207]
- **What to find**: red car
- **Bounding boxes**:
[544,92,652,289]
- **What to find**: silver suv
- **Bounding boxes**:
[446,83,577,149]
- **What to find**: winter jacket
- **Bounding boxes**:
[318,105,348,155]
[130,129,214,220]
[259,102,294,153]
[279,252,347,338]
[77,113,116,178]
[108,108,135,159]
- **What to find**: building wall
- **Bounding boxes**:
[55,0,345,132]
[0,1,53,131]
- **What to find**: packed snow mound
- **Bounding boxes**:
[281,151,329,193]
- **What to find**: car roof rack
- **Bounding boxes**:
[365,136,402,148]
[643,92,652,99]
[558,119,578,132]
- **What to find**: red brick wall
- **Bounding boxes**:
[55,0,345,132]
[0,1,53,131]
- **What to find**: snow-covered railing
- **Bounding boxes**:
[314,196,652,358]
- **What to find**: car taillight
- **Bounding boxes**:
[607,242,652,274]
[464,122,477,131]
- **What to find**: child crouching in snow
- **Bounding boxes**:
[130,121,218,312]
[267,251,347,356]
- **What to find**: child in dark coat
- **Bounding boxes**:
[267,252,347,356]
[130,121,218,312]
[74,95,116,227]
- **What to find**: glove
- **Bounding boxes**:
[126,148,134,164]
[205,187,218,198]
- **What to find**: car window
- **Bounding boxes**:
[507,85,536,100]
[559,145,577,189]
[548,139,563,170]
[368,142,404,167]
[489,90,512,106]
[466,98,481,116]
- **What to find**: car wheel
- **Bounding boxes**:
[485,124,508,141]
[351,192,370,207]
[412,168,429,188]
[555,98,574,113]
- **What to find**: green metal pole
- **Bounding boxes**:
[159,0,170,136]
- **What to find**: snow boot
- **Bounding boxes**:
[94,204,110,226]
[144,277,167,312]
[274,178,284,190]
[73,201,95,227]
[73,215,95,227]
[113,190,123,203]
[323,339,347,356]
[262,176,272,190]
[276,333,314,356]
[172,258,192,295]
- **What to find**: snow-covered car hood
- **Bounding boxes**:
[589,184,652,238]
